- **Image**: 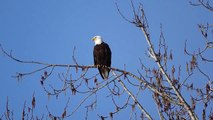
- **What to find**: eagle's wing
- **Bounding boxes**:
[104,43,111,67]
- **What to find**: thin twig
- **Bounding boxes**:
[68,74,123,116]
[112,70,153,120]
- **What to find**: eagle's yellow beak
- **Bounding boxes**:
[91,37,96,41]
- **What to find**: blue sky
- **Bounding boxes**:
[0,0,212,119]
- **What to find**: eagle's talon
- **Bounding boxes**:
[96,64,101,68]
[103,65,107,68]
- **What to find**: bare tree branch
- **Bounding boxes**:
[189,0,213,11]
[139,12,199,120]
[117,2,199,120]
[112,70,153,120]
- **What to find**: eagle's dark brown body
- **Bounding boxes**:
[93,42,111,80]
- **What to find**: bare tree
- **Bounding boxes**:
[1,1,212,120]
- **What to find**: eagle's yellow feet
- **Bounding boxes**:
[95,65,108,68]
[102,65,108,68]
[96,65,101,68]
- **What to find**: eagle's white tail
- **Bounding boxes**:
[101,68,109,80]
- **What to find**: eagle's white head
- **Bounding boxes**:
[92,35,103,45]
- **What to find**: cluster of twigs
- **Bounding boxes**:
[1,1,213,120]
[183,20,213,120]
[2,94,41,120]
[189,0,213,11]
[116,1,212,119]
[118,1,201,119]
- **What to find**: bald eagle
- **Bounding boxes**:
[92,36,111,80]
